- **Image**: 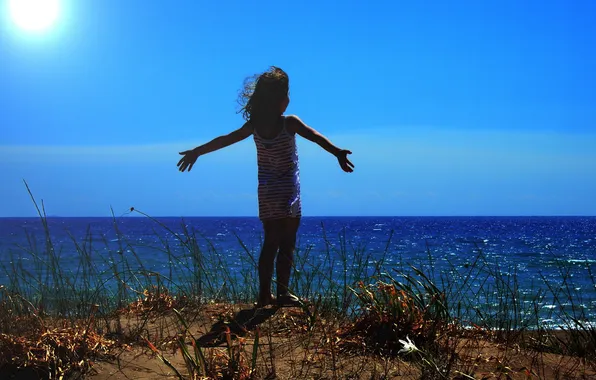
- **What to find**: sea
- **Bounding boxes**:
[1,216,595,327]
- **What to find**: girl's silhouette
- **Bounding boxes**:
[177,66,354,307]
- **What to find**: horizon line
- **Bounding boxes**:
[1,215,595,218]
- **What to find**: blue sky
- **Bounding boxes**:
[1,0,595,217]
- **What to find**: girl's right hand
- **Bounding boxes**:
[177,148,200,172]
[336,150,354,173]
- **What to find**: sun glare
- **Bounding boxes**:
[8,0,61,32]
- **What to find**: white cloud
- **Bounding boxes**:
[2,126,595,216]
[2,126,594,163]
[0,140,256,164]
[0,143,183,162]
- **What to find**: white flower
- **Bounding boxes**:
[398,335,419,355]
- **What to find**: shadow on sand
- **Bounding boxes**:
[197,306,280,347]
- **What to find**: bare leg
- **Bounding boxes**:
[276,217,300,297]
[258,220,281,306]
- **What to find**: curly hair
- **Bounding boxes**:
[237,66,289,122]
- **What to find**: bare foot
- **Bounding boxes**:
[255,294,276,308]
[276,293,302,307]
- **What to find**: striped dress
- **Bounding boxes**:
[253,116,301,221]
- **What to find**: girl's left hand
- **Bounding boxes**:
[177,149,200,172]
[336,150,354,173]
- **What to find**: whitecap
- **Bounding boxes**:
[568,259,596,264]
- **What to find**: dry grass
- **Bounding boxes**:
[0,287,118,379]
[4,287,595,379]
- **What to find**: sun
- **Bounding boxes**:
[8,0,61,32]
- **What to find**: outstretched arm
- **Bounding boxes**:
[177,122,253,172]
[286,115,354,173]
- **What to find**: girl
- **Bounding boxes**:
[177,66,354,307]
